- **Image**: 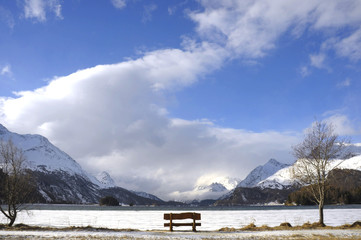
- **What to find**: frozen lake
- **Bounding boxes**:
[1,205,360,231]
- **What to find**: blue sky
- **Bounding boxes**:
[0,0,361,200]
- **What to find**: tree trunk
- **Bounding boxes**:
[8,216,16,227]
[318,203,324,225]
[7,205,17,227]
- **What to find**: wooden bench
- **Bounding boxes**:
[164,212,201,232]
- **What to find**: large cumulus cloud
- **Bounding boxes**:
[0,43,298,200]
[1,0,361,200]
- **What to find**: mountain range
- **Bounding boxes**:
[0,124,165,205]
[216,148,361,205]
[1,123,360,205]
[191,159,289,201]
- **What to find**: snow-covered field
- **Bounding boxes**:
[1,206,360,231]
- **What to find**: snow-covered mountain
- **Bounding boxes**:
[237,159,290,188]
[337,155,361,170]
[347,143,361,156]
[0,124,163,205]
[189,177,241,200]
[197,182,228,192]
[0,124,97,182]
[0,124,102,203]
[257,154,361,190]
[217,153,361,205]
[215,177,241,190]
[96,171,117,188]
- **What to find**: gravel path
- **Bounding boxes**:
[0,229,360,240]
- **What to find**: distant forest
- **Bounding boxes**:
[287,169,361,205]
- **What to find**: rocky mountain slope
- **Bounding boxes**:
[237,159,290,188]
[96,171,117,189]
[0,124,163,205]
[217,153,361,205]
[257,154,361,190]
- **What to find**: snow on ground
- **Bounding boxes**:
[1,208,360,231]
[0,207,361,239]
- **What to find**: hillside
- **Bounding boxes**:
[287,168,361,205]
[0,124,163,205]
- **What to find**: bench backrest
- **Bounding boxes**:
[164,212,201,220]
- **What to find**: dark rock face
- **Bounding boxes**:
[31,170,165,205]
[99,187,164,206]
[31,170,101,203]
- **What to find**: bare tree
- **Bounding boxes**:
[0,139,35,226]
[292,121,350,225]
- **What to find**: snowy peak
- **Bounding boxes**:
[216,177,241,190]
[96,171,117,189]
[0,124,99,185]
[264,158,287,169]
[197,182,228,192]
[257,165,298,189]
[196,177,240,192]
[238,159,290,188]
[174,176,241,201]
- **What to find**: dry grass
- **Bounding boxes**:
[217,221,361,232]
[2,221,359,232]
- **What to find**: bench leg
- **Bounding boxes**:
[170,213,173,231]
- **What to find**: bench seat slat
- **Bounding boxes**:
[164,223,201,227]
[164,212,201,220]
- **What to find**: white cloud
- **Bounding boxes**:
[300,66,310,77]
[310,0,361,29]
[24,0,46,21]
[1,64,12,76]
[0,42,298,200]
[324,114,360,136]
[80,119,298,200]
[0,6,15,29]
[309,53,327,69]
[333,28,361,61]
[23,0,63,22]
[167,1,188,16]
[337,78,351,88]
[189,1,361,62]
[111,0,126,10]
[189,1,310,59]
[142,3,157,23]
[51,0,63,19]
